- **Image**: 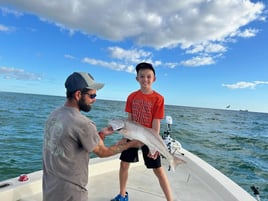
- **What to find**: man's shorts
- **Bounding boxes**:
[119,145,161,169]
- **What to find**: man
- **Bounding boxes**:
[43,72,140,201]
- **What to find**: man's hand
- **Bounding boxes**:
[99,126,114,140]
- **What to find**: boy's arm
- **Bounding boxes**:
[127,112,132,120]
[147,118,161,159]
[151,118,161,135]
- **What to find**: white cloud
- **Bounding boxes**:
[180,56,215,67]
[82,46,168,73]
[64,54,76,60]
[222,81,268,89]
[0,7,22,17]
[108,47,152,63]
[82,57,135,73]
[237,28,259,38]
[0,0,265,67]
[188,43,227,54]
[0,66,42,80]
[0,23,9,31]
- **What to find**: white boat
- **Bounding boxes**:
[0,117,259,201]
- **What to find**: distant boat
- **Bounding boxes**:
[239,109,249,112]
[226,105,231,109]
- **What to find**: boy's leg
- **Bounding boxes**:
[119,161,130,196]
[142,145,173,201]
[111,147,139,201]
[153,167,173,201]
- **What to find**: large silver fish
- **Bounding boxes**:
[108,119,185,171]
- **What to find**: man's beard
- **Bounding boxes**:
[78,96,92,112]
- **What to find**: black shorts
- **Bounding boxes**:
[119,145,161,169]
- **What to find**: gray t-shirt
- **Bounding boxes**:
[42,106,100,201]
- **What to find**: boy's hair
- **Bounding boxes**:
[135,62,155,75]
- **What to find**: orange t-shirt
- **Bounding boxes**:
[125,90,164,128]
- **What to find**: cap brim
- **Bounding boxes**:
[85,83,104,90]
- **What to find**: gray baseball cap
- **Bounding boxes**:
[65,72,104,92]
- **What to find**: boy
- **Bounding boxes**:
[111,63,173,201]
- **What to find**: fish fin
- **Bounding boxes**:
[117,128,134,141]
[148,146,157,155]
[170,155,186,171]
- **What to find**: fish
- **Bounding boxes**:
[108,119,185,171]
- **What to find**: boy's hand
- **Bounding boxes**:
[148,151,160,160]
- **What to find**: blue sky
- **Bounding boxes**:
[0,1,267,113]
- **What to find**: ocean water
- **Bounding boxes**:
[0,92,267,200]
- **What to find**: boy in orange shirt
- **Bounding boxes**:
[111,62,173,201]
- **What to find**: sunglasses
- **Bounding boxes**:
[83,93,97,99]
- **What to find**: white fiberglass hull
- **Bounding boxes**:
[0,149,257,201]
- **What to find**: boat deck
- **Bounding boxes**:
[0,150,257,201]
[88,155,221,201]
